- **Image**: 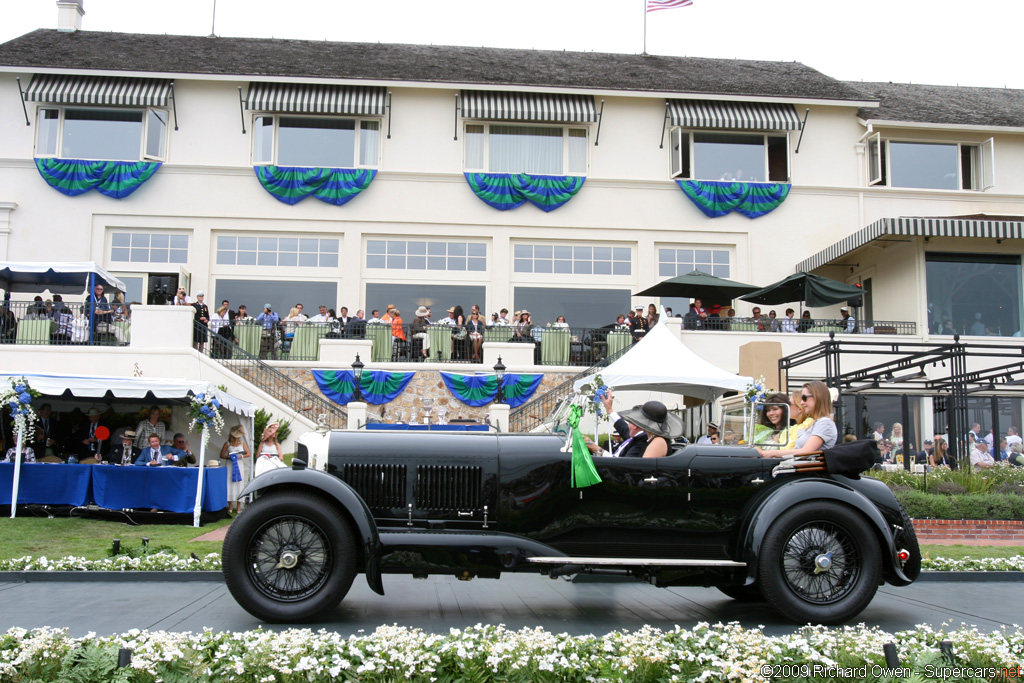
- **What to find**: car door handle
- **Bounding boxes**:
[643,476,659,483]
[752,478,764,484]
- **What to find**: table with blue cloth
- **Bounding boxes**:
[92,466,227,513]
[0,463,227,513]
[365,423,489,432]
[0,462,92,505]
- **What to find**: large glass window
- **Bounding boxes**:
[464,123,588,175]
[216,235,339,268]
[926,252,1022,337]
[365,283,487,323]
[215,279,337,317]
[514,243,630,276]
[111,232,189,264]
[872,138,995,190]
[658,247,730,278]
[513,287,631,328]
[366,240,486,272]
[35,107,167,161]
[252,115,380,167]
[671,130,789,182]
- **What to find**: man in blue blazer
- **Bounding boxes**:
[135,434,188,467]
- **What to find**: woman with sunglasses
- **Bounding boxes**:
[758,380,836,457]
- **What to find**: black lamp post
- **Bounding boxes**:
[352,353,365,402]
[493,356,506,404]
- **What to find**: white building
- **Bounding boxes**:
[1,1,1023,446]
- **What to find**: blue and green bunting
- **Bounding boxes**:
[464,173,585,212]
[312,370,415,405]
[440,372,543,408]
[255,166,376,206]
[35,158,161,199]
[676,180,790,218]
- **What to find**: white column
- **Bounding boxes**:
[347,402,367,430]
[0,202,16,261]
[490,403,510,432]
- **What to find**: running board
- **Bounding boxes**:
[526,556,745,568]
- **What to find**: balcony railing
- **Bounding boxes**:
[0,301,130,346]
[683,316,917,336]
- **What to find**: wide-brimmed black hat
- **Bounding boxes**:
[619,401,684,438]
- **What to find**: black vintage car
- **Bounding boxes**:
[222,431,920,624]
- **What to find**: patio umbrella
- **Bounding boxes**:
[740,272,864,308]
[634,270,761,302]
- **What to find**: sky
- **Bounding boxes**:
[2,0,1021,90]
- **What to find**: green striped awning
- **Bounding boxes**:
[245,83,386,116]
[668,99,801,131]
[796,216,1024,272]
[460,90,597,123]
[24,74,171,107]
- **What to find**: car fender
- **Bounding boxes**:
[240,468,384,596]
[738,478,905,584]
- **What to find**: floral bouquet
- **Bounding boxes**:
[744,376,768,408]
[188,392,225,438]
[2,377,39,438]
[576,374,612,418]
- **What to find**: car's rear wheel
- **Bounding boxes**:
[717,584,763,602]
[223,491,356,622]
[758,501,880,624]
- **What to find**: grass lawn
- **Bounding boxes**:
[920,544,1023,561]
[0,516,232,561]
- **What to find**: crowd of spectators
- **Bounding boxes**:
[867,419,1024,470]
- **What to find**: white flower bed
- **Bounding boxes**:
[1,622,1021,682]
[4,552,1024,573]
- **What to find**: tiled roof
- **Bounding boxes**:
[852,81,1024,127]
[0,29,873,102]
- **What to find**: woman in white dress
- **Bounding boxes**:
[209,304,231,334]
[219,424,251,513]
[254,422,285,476]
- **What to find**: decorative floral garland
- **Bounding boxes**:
[188,392,224,438]
[2,377,38,441]
[0,621,1020,682]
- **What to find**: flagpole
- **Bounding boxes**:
[642,0,648,55]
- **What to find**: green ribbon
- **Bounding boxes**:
[568,404,602,488]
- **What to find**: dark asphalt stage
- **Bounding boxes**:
[1,574,1021,637]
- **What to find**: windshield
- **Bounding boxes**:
[752,401,789,449]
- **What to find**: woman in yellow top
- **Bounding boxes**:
[785,389,814,449]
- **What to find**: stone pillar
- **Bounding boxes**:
[347,402,367,430]
[739,341,785,390]
[482,342,534,368]
[490,403,510,432]
[319,338,373,366]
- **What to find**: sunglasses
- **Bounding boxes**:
[800,394,813,401]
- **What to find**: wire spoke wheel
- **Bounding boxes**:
[780,522,858,604]
[248,515,331,601]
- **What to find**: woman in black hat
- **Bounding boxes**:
[588,396,683,459]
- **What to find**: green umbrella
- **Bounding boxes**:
[634,270,761,303]
[740,272,864,308]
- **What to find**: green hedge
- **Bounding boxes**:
[895,489,1024,520]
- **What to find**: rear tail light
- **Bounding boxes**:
[896,549,910,563]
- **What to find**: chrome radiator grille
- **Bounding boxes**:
[416,465,482,510]
[339,463,407,508]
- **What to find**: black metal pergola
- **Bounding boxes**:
[780,334,1024,462]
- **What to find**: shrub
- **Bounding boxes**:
[930,480,967,496]
[896,489,1024,520]
[253,407,292,443]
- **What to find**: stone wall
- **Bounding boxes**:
[280,367,574,424]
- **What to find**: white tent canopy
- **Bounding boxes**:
[0,261,126,295]
[573,322,752,401]
[0,373,254,417]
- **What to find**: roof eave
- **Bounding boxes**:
[0,64,877,106]
[858,117,1024,134]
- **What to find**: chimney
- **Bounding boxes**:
[56,0,84,32]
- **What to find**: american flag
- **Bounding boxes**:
[647,0,693,11]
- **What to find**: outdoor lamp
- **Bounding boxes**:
[493,356,506,404]
[352,353,365,402]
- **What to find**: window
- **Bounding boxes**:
[513,287,631,329]
[216,235,339,268]
[365,283,487,323]
[658,248,730,278]
[868,137,994,190]
[366,240,486,272]
[111,232,188,264]
[35,107,168,161]
[926,252,1021,337]
[465,123,588,175]
[215,279,337,316]
[252,115,379,167]
[514,243,631,276]
[670,129,789,182]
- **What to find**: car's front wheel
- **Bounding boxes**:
[223,491,357,622]
[757,501,880,624]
